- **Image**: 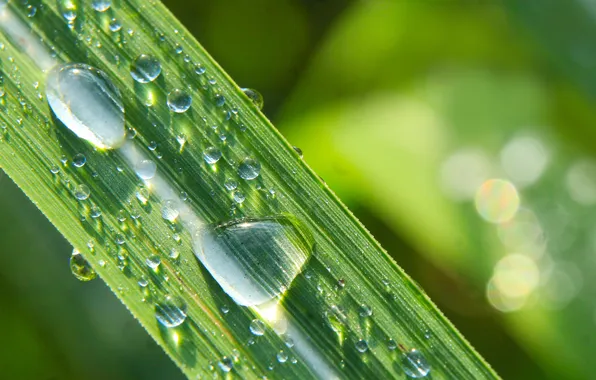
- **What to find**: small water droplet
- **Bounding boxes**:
[74,184,90,200]
[402,349,431,378]
[59,0,77,21]
[50,165,60,174]
[155,295,187,328]
[203,146,222,164]
[70,249,97,281]
[130,54,162,83]
[27,5,37,17]
[146,255,161,270]
[161,200,180,222]
[91,0,111,12]
[193,216,313,306]
[224,178,238,191]
[277,350,288,363]
[359,304,372,318]
[46,63,125,149]
[136,187,150,204]
[388,339,397,350]
[355,339,369,353]
[109,18,122,32]
[241,88,264,110]
[138,277,149,287]
[233,190,245,204]
[72,153,86,168]
[135,159,157,180]
[293,146,303,158]
[169,248,180,260]
[218,357,233,373]
[238,157,261,180]
[214,93,225,107]
[167,89,192,113]
[195,63,206,75]
[249,319,266,336]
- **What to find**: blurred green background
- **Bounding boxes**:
[2,0,596,378]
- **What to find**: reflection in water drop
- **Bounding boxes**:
[70,248,97,281]
[167,89,192,113]
[401,349,431,378]
[46,63,126,149]
[130,54,161,83]
[238,157,261,180]
[474,179,519,224]
[193,216,313,306]
[155,296,187,328]
[241,88,264,110]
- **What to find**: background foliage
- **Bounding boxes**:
[1,0,594,379]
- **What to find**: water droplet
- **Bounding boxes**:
[277,350,288,363]
[91,0,111,12]
[90,205,102,218]
[46,63,125,149]
[130,54,161,83]
[233,191,245,204]
[293,146,303,158]
[355,339,368,353]
[218,357,233,372]
[387,339,397,350]
[70,249,97,281]
[115,234,126,245]
[167,89,192,113]
[224,178,238,191]
[72,153,86,168]
[155,296,187,328]
[146,255,161,270]
[138,277,149,287]
[193,215,313,306]
[203,146,222,164]
[161,200,180,222]
[59,0,77,21]
[74,184,90,200]
[359,304,372,317]
[136,187,150,204]
[169,248,180,260]
[134,159,157,180]
[27,5,37,17]
[109,18,122,32]
[402,349,431,378]
[249,319,266,336]
[238,157,261,180]
[214,94,225,107]
[241,88,263,110]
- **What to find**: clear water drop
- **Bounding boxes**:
[70,249,97,281]
[155,296,187,328]
[249,319,266,336]
[130,54,161,83]
[233,191,245,204]
[138,277,149,287]
[59,0,77,21]
[72,153,86,168]
[218,357,233,373]
[146,255,161,270]
[359,304,373,317]
[167,89,192,113]
[109,18,122,32]
[46,63,125,149]
[135,159,157,180]
[387,339,397,351]
[402,349,431,378]
[161,200,180,222]
[91,0,111,12]
[203,146,222,164]
[214,94,225,107]
[193,215,313,306]
[74,184,90,200]
[277,350,288,363]
[238,157,261,180]
[293,146,303,158]
[241,88,264,110]
[224,178,238,191]
[355,339,369,353]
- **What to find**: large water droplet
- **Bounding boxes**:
[130,54,161,83]
[203,146,222,164]
[238,157,261,180]
[167,89,192,113]
[155,296,187,328]
[249,319,266,336]
[74,184,90,200]
[161,200,180,222]
[355,339,369,353]
[402,349,431,378]
[70,248,97,281]
[72,153,86,168]
[193,215,313,306]
[91,0,111,12]
[134,159,157,180]
[241,88,264,110]
[46,63,125,149]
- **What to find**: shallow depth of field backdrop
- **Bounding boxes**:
[1,0,595,379]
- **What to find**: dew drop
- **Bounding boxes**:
[146,255,161,270]
[241,88,264,110]
[46,63,125,149]
[402,349,431,378]
[193,215,313,306]
[277,350,288,363]
[109,18,122,32]
[59,0,77,21]
[238,157,261,180]
[355,339,368,353]
[91,0,111,12]
[293,146,303,158]
[130,54,162,83]
[224,178,238,191]
[161,200,180,222]
[70,249,97,281]
[135,159,157,180]
[359,304,373,317]
[155,295,187,328]
[214,94,225,107]
[218,357,233,373]
[72,153,86,168]
[249,319,266,336]
[74,184,90,200]
[233,191,245,204]
[203,146,222,164]
[388,339,397,351]
[167,89,192,113]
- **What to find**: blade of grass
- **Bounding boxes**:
[0,0,498,378]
